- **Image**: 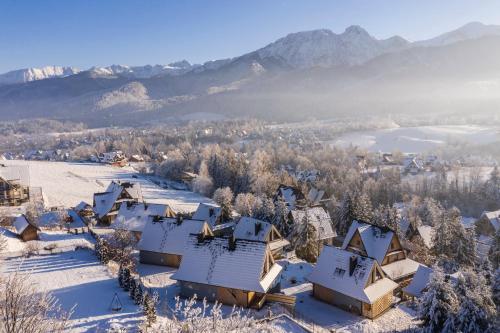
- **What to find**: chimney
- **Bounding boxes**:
[254,222,262,236]
[197,232,205,244]
[349,256,358,276]
[176,214,183,225]
[228,236,236,251]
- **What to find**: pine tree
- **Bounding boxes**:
[134,283,144,305]
[273,197,290,236]
[419,267,459,333]
[129,278,137,298]
[336,192,354,236]
[492,269,500,309]
[122,267,131,291]
[451,271,496,333]
[293,218,319,263]
[143,292,157,327]
[489,229,500,269]
[352,190,373,222]
[118,265,124,288]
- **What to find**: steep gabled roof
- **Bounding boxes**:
[106,181,143,202]
[308,247,398,304]
[93,190,122,218]
[172,236,282,293]
[417,225,434,248]
[275,184,305,210]
[480,210,500,232]
[290,206,336,240]
[13,214,40,235]
[192,202,223,227]
[111,202,172,233]
[402,265,432,298]
[234,217,274,242]
[138,218,210,255]
[342,220,394,264]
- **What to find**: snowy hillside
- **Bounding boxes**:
[413,22,500,47]
[0,66,80,85]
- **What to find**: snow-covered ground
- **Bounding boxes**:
[0,228,94,256]
[0,160,214,212]
[0,249,143,332]
[332,125,500,153]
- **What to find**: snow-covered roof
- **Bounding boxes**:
[138,218,208,255]
[172,236,282,293]
[74,201,92,212]
[67,209,86,228]
[93,190,121,218]
[13,215,39,235]
[0,165,30,187]
[234,217,274,242]
[342,221,394,264]
[417,225,434,248]
[106,181,143,202]
[381,258,420,280]
[275,185,304,209]
[402,265,432,298]
[290,206,336,240]
[307,188,325,205]
[38,211,63,227]
[308,247,398,304]
[480,210,500,232]
[191,203,222,227]
[111,202,171,232]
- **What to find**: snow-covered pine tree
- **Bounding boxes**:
[419,267,459,333]
[212,187,233,221]
[118,265,124,288]
[451,271,496,333]
[292,215,319,263]
[122,268,131,291]
[273,196,290,236]
[336,192,354,236]
[492,269,500,309]
[129,278,137,298]
[134,283,143,305]
[489,229,500,269]
[352,190,373,222]
[143,292,157,327]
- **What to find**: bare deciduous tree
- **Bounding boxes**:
[0,271,73,333]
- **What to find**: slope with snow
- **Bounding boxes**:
[413,22,500,47]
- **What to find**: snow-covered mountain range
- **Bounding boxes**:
[0,66,81,85]
[1,22,500,125]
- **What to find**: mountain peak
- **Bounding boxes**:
[343,25,370,36]
[0,66,80,85]
[413,21,500,47]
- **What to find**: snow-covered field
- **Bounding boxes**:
[0,229,94,256]
[0,160,213,212]
[0,249,143,332]
[332,125,500,153]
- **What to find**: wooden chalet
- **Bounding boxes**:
[138,217,213,267]
[0,176,29,206]
[233,217,290,259]
[92,181,143,225]
[308,247,398,319]
[172,236,283,309]
[110,202,175,240]
[289,206,337,254]
[476,210,500,236]
[342,221,419,286]
[13,214,40,241]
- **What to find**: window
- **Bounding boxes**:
[334,268,346,277]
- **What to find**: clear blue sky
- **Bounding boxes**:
[1,0,500,73]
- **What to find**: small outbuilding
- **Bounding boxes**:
[13,214,40,241]
[476,210,500,236]
[93,181,143,225]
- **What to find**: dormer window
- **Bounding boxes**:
[333,268,346,278]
